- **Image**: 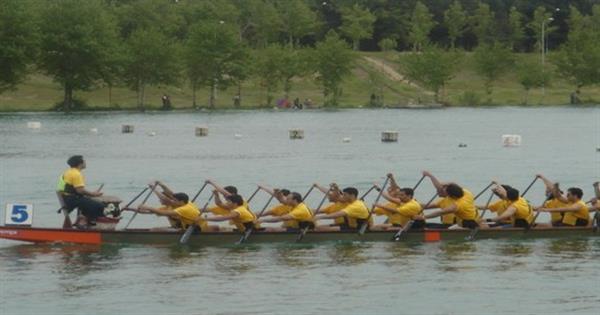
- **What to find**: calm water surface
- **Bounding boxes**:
[1,107,599,314]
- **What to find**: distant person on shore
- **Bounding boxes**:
[233,94,241,107]
[161,94,172,110]
[57,155,105,226]
[303,98,312,108]
[293,97,302,109]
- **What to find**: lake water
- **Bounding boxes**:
[0,107,599,314]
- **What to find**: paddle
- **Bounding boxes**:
[521,177,542,230]
[191,182,209,203]
[465,191,495,241]
[123,183,157,229]
[359,177,391,235]
[360,185,377,201]
[393,192,438,241]
[119,187,149,213]
[297,187,331,242]
[474,182,494,200]
[412,175,426,191]
[593,211,600,233]
[237,194,275,244]
[179,194,214,244]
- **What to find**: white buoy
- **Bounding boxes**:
[148,131,156,137]
[381,131,398,142]
[342,137,351,143]
[195,127,208,137]
[289,129,304,140]
[90,128,98,134]
[121,125,134,133]
[502,134,521,147]
[234,134,242,139]
[27,121,41,129]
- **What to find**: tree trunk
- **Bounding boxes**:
[236,82,242,107]
[139,80,146,112]
[108,83,112,107]
[192,81,197,109]
[209,80,216,109]
[63,84,73,112]
[353,40,359,51]
[284,78,291,99]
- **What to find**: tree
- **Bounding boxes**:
[252,45,282,106]
[235,0,282,48]
[379,38,398,52]
[182,22,248,109]
[312,31,355,107]
[554,5,600,99]
[507,6,525,51]
[444,1,467,49]
[275,0,318,47]
[528,6,558,52]
[401,45,460,103]
[473,42,514,99]
[339,3,376,51]
[408,1,435,52]
[122,28,180,110]
[517,60,548,105]
[0,0,38,93]
[37,0,118,111]
[471,2,495,46]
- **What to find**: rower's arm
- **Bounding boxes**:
[206,212,239,222]
[157,181,175,198]
[490,206,516,222]
[315,210,346,220]
[423,204,457,219]
[74,186,102,197]
[594,182,600,199]
[536,174,565,201]
[539,204,582,213]
[206,180,232,197]
[551,183,568,203]
[374,203,399,214]
[258,185,275,196]
[492,182,507,199]
[213,191,228,209]
[387,173,400,190]
[381,191,403,204]
[423,171,445,195]
[314,183,329,194]
[259,214,293,223]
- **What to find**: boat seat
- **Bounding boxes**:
[56,191,79,229]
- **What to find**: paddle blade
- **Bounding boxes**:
[179,225,196,244]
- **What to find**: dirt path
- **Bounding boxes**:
[362,56,431,94]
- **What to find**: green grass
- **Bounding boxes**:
[1,52,598,111]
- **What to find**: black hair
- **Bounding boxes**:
[506,188,519,201]
[224,186,238,194]
[399,188,414,197]
[567,187,583,199]
[446,184,464,199]
[290,192,302,203]
[173,193,189,203]
[494,185,513,198]
[342,187,358,198]
[227,194,244,206]
[279,189,290,196]
[67,155,84,167]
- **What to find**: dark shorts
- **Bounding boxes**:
[554,219,589,227]
[460,220,479,229]
[63,194,105,222]
[513,219,530,229]
[424,223,452,229]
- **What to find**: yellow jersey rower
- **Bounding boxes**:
[256,186,294,229]
[314,183,348,226]
[535,175,589,227]
[205,194,257,232]
[258,192,314,232]
[372,187,423,230]
[481,183,533,228]
[137,192,207,231]
[314,187,370,231]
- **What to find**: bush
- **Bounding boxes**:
[459,91,481,106]
[53,98,87,111]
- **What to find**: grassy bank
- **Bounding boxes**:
[1,52,598,112]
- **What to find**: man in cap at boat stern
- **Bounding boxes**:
[57,155,105,226]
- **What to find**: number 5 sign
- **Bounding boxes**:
[5,204,33,226]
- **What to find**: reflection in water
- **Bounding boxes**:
[273,245,319,268]
[211,246,260,276]
[326,242,369,266]
[545,239,591,259]
[435,241,477,272]
[490,241,534,272]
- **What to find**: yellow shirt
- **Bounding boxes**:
[544,198,569,223]
[341,200,369,228]
[374,201,399,216]
[453,189,478,222]
[488,199,512,224]
[509,197,533,224]
[59,168,85,195]
[269,204,294,228]
[323,202,348,225]
[388,199,422,227]
[209,200,249,215]
[562,200,589,226]
[173,202,207,230]
[434,197,456,225]
[232,205,256,231]
[286,203,313,228]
